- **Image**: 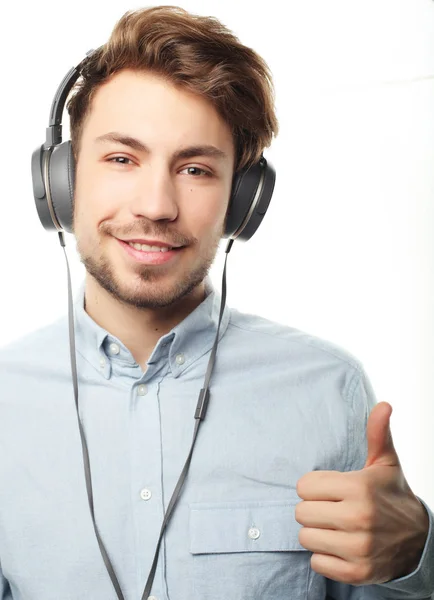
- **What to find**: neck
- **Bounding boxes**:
[83,275,207,370]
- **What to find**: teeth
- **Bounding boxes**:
[129,242,171,252]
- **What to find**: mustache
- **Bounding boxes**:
[102,221,195,247]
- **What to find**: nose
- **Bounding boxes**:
[129,163,178,223]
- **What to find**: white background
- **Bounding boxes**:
[0,0,433,509]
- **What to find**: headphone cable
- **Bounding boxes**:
[58,231,233,599]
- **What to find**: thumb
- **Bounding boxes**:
[363,402,400,469]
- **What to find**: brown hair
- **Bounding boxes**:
[66,5,279,173]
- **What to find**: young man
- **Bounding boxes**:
[0,6,432,600]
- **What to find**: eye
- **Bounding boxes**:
[106,158,212,177]
[107,156,134,166]
[180,166,212,177]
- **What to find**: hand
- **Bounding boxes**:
[295,402,429,585]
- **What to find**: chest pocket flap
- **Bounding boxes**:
[189,499,307,554]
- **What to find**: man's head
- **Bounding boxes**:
[66,5,278,310]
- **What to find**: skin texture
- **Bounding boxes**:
[72,69,235,369]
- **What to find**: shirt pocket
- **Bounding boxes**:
[188,497,311,600]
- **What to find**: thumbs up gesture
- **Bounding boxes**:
[295,402,430,584]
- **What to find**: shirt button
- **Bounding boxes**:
[99,357,106,368]
[137,384,148,396]
[175,353,185,365]
[140,488,152,501]
[109,342,120,355]
[248,527,260,540]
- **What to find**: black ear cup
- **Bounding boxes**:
[223,157,275,241]
[32,141,76,234]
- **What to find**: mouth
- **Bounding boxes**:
[117,238,185,265]
[119,238,183,251]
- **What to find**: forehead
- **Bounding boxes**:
[83,69,235,154]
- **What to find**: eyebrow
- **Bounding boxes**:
[94,131,229,162]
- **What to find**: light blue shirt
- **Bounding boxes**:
[0,276,432,600]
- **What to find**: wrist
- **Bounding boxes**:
[398,499,429,578]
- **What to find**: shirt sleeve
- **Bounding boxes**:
[0,561,12,600]
[325,366,434,600]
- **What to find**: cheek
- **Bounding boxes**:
[186,205,225,241]
[184,188,229,233]
[74,181,119,229]
[75,159,124,208]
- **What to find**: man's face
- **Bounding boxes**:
[72,69,235,309]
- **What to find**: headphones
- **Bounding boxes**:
[31,47,276,242]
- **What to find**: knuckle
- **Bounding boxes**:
[355,562,373,584]
[348,565,365,585]
[357,505,375,531]
[331,560,372,586]
[340,562,362,585]
[356,533,374,558]
[358,474,376,500]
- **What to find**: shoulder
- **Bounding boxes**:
[0,316,68,375]
[226,305,363,374]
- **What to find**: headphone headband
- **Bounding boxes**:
[45,48,100,148]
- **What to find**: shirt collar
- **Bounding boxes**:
[73,276,231,380]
